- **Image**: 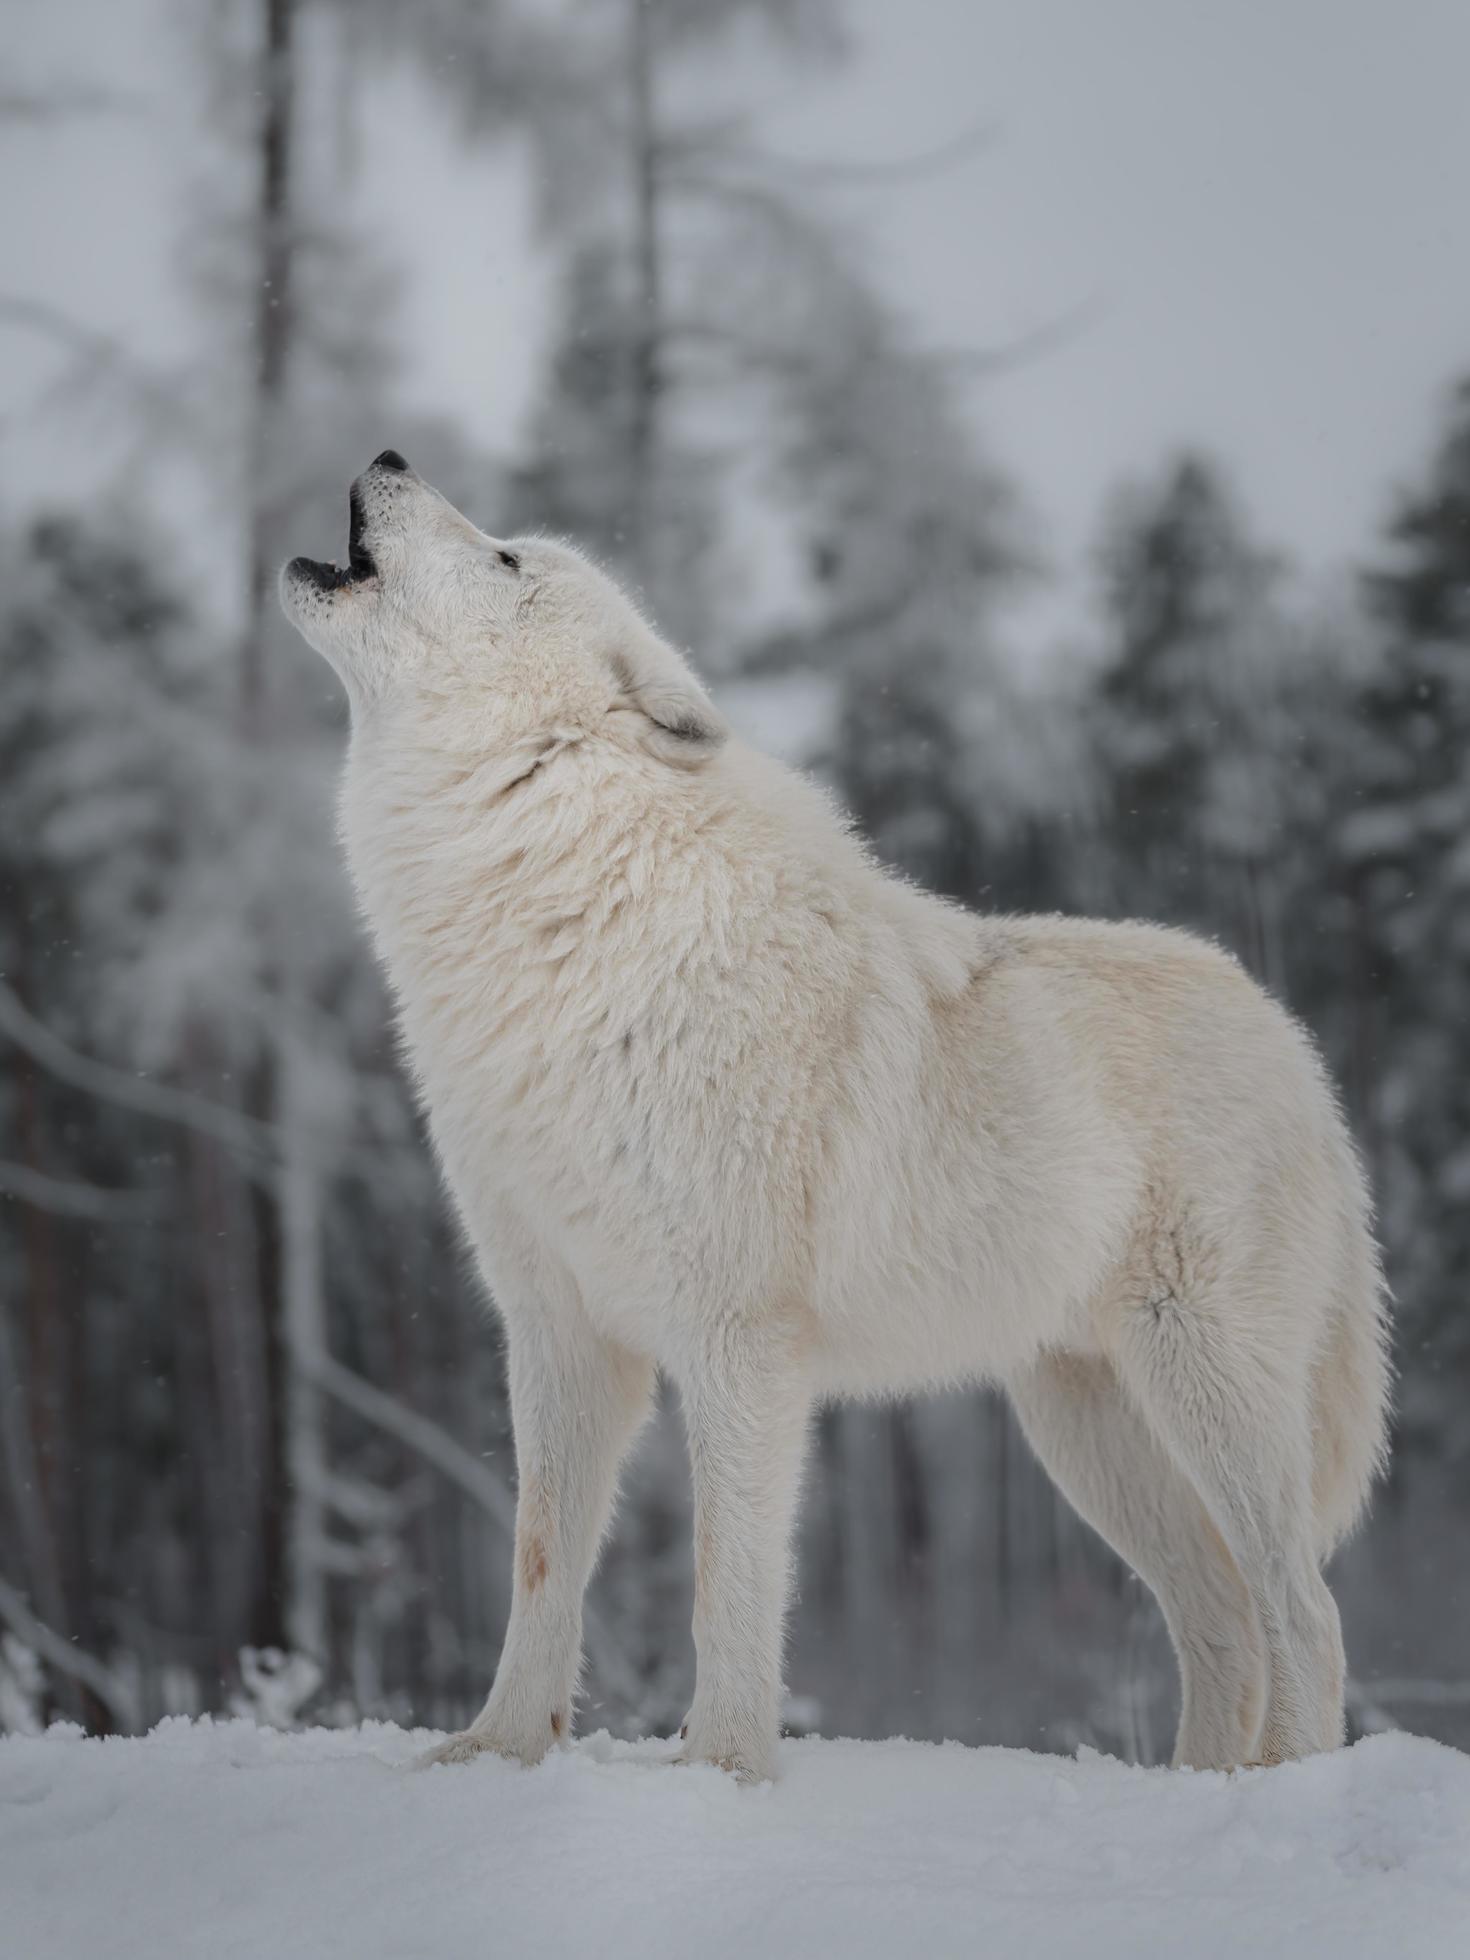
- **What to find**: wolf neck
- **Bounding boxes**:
[343,721,706,1095]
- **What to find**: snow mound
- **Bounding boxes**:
[2,1722,1467,1959]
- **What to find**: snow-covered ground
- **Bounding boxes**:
[2,1721,1467,1959]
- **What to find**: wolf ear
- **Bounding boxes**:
[608,641,727,767]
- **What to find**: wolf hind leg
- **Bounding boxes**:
[1114,1292,1346,1764]
[1010,1350,1266,1768]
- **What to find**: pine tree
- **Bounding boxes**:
[1343,380,1470,1458]
[1090,453,1299,962]
[0,514,215,1724]
[770,274,1030,901]
[508,240,721,657]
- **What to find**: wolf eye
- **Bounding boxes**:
[497,548,521,572]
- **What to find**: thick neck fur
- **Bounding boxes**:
[339,617,985,1181]
[340,663,727,1112]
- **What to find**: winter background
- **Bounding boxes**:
[2,1,1469,1952]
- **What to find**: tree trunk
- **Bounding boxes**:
[243,0,296,729]
[625,0,662,589]
[280,1040,328,1662]
[238,0,299,1659]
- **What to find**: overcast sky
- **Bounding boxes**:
[6,0,1470,643]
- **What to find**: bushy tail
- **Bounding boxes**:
[1311,1204,1392,1561]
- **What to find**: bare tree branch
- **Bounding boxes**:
[0,1574,142,1732]
[0,979,276,1166]
[0,84,133,123]
[0,294,124,357]
[307,1349,647,1711]
[711,115,998,188]
[0,982,423,1201]
[0,1160,165,1223]
[307,1349,515,1536]
[941,295,1105,380]
[0,293,187,438]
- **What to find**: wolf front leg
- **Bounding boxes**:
[677,1329,812,1782]
[422,1295,653,1768]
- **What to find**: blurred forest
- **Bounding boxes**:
[1,0,1467,1757]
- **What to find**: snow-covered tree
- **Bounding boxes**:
[1089,455,1297,944]
[1339,382,1470,1459]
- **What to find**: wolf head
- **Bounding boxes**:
[278,451,725,767]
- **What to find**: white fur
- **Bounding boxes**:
[280,457,1391,1780]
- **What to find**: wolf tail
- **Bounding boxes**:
[1310,1173,1392,1561]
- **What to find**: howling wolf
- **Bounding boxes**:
[280,451,1390,1780]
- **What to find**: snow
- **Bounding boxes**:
[2,1722,1467,1959]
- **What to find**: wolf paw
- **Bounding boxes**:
[677,1715,777,1784]
[415,1718,556,1771]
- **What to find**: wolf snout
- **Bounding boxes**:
[355,449,415,503]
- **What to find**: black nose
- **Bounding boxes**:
[372,448,409,473]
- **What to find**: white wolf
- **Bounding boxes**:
[280,452,1390,1781]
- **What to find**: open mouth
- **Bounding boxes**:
[287,487,378,594]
